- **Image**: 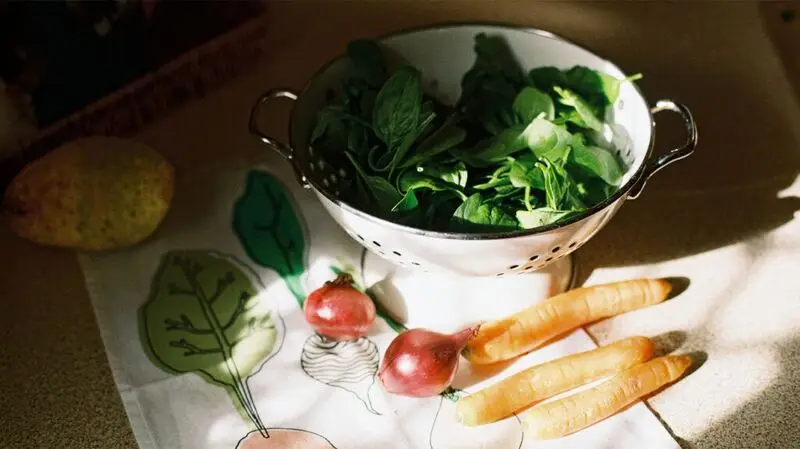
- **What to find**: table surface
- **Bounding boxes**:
[2,2,799,448]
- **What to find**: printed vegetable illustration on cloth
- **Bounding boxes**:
[236,429,338,449]
[429,389,524,449]
[301,334,381,414]
[233,170,383,415]
[139,249,284,434]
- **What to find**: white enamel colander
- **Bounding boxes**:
[249,24,697,277]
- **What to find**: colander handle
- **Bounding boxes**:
[248,88,310,188]
[628,99,698,200]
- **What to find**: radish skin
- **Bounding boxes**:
[464,278,672,365]
[522,355,692,440]
[456,336,655,426]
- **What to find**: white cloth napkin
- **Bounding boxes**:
[78,155,680,449]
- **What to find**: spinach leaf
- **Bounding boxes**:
[459,33,526,135]
[310,105,350,146]
[520,116,573,160]
[347,124,370,156]
[397,167,468,201]
[450,193,518,233]
[347,39,387,87]
[346,151,403,211]
[372,66,423,152]
[508,159,545,190]
[553,86,604,131]
[473,169,509,190]
[392,189,419,212]
[539,159,567,209]
[516,208,579,229]
[528,66,567,93]
[418,161,468,188]
[399,117,466,168]
[453,124,528,167]
[570,139,624,186]
[513,86,555,122]
[565,66,642,107]
[599,72,643,104]
[388,105,437,174]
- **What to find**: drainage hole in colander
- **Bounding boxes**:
[411,262,420,266]
[322,178,330,187]
[392,250,402,256]
[508,264,519,270]
[496,272,504,277]
[338,168,347,177]
[372,241,381,247]
[356,234,364,241]
[552,246,560,253]
[329,173,338,183]
[529,255,539,261]
[545,257,554,263]
[569,241,578,249]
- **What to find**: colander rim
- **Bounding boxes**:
[289,21,656,241]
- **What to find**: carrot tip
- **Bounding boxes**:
[661,276,690,300]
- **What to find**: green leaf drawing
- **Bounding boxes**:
[139,250,284,434]
[233,171,308,307]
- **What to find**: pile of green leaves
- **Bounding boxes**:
[309,33,641,233]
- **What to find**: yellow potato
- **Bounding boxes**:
[2,136,174,251]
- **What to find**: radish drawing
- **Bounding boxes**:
[236,429,337,449]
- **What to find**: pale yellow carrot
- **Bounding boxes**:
[456,336,655,426]
[523,355,692,440]
[464,278,672,365]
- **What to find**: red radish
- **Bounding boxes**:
[304,273,376,340]
[378,325,481,397]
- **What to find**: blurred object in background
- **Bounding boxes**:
[0,0,264,156]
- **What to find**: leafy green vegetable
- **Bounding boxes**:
[346,151,404,212]
[372,66,423,156]
[399,119,466,168]
[553,86,603,132]
[309,34,642,232]
[450,193,518,233]
[513,86,555,122]
[517,208,579,228]
[520,116,573,160]
[570,140,624,186]
[508,159,544,190]
[140,250,282,430]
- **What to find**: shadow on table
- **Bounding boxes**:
[669,334,800,449]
